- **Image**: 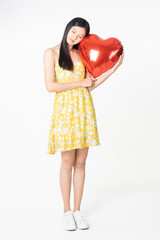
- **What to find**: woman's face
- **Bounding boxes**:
[67,26,86,46]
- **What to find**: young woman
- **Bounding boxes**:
[44,17,124,231]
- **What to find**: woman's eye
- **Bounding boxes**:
[71,30,82,39]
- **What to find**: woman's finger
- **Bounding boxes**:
[91,76,97,81]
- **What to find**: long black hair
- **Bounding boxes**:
[59,17,90,71]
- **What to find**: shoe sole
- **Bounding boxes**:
[64,227,77,231]
[77,226,89,230]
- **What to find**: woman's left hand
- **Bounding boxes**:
[110,51,124,73]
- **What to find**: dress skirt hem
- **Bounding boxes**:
[47,142,100,155]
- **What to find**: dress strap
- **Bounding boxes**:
[52,48,59,57]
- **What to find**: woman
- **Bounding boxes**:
[44,17,124,231]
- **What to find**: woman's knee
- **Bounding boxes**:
[74,160,86,169]
[74,147,89,169]
[61,149,76,171]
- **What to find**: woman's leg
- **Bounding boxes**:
[60,149,76,213]
[73,147,89,212]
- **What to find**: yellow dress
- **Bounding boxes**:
[47,48,100,154]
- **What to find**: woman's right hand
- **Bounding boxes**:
[80,76,97,87]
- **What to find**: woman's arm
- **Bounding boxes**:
[44,48,83,93]
[86,68,114,92]
[87,52,124,92]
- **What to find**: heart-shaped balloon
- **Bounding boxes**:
[78,34,123,78]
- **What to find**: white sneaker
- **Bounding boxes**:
[73,210,90,229]
[62,211,77,231]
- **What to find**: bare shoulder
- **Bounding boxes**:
[54,44,61,50]
[44,47,56,57]
[43,47,58,65]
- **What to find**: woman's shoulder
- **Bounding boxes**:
[44,47,55,55]
[52,44,60,52]
[44,44,60,53]
[44,44,60,59]
[44,47,59,65]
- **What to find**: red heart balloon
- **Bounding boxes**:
[78,34,123,78]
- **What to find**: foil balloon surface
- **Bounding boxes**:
[78,34,123,78]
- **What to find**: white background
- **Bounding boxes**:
[0,0,160,239]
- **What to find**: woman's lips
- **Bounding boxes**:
[70,38,74,42]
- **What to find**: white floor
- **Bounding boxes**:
[1,172,160,240]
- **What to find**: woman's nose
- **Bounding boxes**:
[73,35,78,41]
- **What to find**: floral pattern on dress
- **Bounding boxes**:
[47,48,100,154]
